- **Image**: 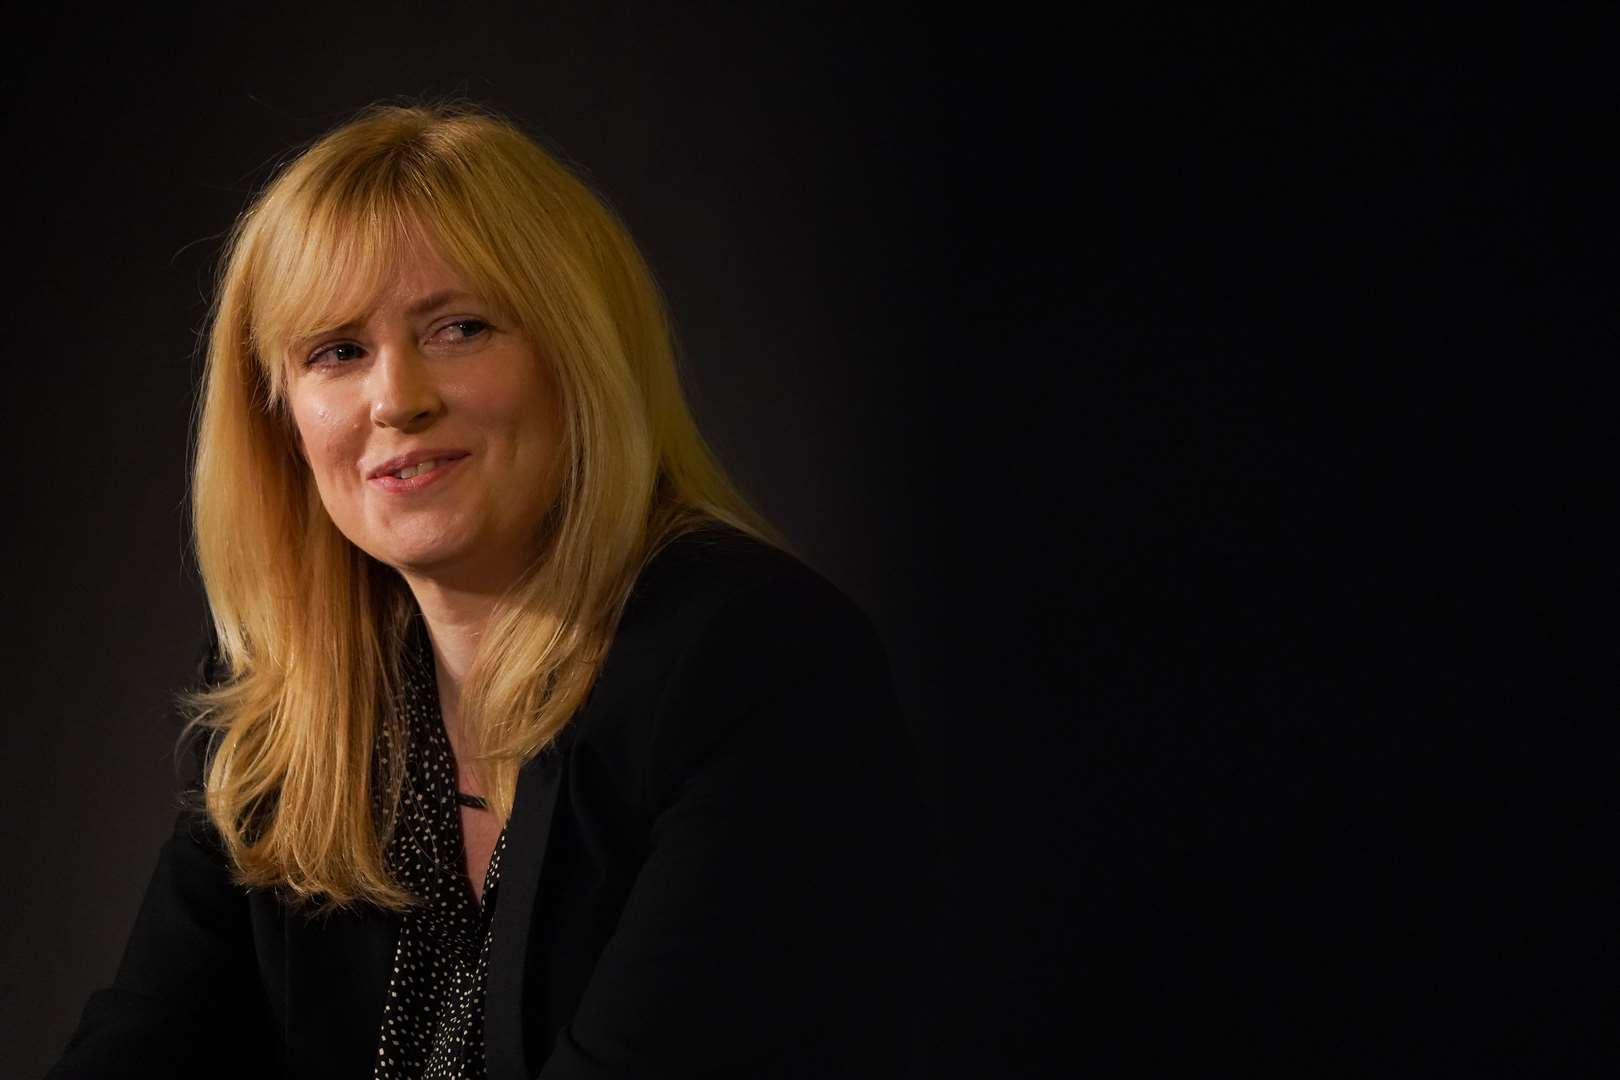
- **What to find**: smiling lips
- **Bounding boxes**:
[392,457,457,480]
[368,452,470,493]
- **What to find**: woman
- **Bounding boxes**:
[49,102,933,1079]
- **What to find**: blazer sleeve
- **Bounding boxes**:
[46,634,279,1079]
[539,571,934,1079]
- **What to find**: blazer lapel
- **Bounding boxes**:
[485,729,572,1080]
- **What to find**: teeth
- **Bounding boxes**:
[393,458,446,480]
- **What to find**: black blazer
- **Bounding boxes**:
[49,525,935,1079]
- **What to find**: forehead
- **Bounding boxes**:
[312,241,463,332]
[323,245,471,327]
[253,213,475,360]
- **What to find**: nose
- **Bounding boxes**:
[369,342,444,431]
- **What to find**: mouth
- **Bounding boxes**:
[368,453,469,493]
[388,457,457,480]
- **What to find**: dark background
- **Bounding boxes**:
[3,7,1611,1077]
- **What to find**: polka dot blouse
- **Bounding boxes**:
[373,618,508,1079]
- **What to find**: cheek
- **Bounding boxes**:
[289,405,367,518]
[292,401,357,465]
[460,377,550,453]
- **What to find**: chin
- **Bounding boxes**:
[385,545,473,575]
[367,521,478,572]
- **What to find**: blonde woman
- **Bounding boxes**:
[49,102,931,1079]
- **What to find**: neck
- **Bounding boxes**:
[401,571,503,792]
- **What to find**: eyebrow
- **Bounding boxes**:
[404,289,477,317]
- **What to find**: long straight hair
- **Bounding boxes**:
[184,102,783,910]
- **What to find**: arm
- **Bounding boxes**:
[47,802,279,1078]
[540,571,935,1079]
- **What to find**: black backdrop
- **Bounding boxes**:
[3,8,1611,1077]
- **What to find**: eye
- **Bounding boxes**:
[305,341,364,367]
[437,318,490,342]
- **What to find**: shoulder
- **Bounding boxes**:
[617,521,876,653]
[569,523,910,822]
[571,522,893,767]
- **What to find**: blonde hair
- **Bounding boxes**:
[184,100,783,909]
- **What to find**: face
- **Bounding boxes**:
[284,236,564,594]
